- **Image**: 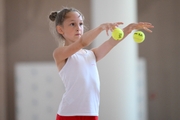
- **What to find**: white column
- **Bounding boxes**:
[91,0,139,120]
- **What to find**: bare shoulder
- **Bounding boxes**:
[53,47,63,59]
[53,47,66,71]
[53,40,85,70]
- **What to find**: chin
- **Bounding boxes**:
[75,36,81,39]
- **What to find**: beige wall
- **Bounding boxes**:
[4,0,91,120]
[0,0,6,119]
[138,0,180,120]
[1,0,180,120]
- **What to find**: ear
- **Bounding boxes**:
[56,25,63,35]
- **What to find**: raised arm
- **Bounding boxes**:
[53,25,107,71]
[92,22,154,61]
[54,26,102,60]
[53,22,123,62]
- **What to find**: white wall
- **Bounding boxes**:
[15,62,64,120]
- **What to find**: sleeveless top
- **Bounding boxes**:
[57,49,100,116]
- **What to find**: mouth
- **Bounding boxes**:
[75,33,81,36]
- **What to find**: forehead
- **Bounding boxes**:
[65,11,83,21]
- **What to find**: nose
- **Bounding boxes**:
[76,25,81,31]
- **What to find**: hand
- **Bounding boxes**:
[100,22,123,36]
[126,22,154,33]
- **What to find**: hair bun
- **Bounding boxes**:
[49,12,58,21]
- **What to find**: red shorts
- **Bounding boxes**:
[56,114,98,120]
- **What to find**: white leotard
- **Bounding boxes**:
[57,49,100,116]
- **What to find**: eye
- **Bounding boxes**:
[70,23,75,26]
[80,22,83,26]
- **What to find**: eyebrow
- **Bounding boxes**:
[68,19,83,22]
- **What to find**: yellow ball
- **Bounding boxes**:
[133,31,145,43]
[112,28,124,40]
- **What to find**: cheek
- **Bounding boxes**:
[81,26,84,32]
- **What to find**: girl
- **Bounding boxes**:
[49,7,154,120]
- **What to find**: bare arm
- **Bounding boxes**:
[53,22,123,62]
[53,26,102,61]
[53,22,123,71]
[92,22,154,62]
[53,25,105,71]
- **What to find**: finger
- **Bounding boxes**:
[144,27,152,33]
[112,23,117,30]
[147,25,154,28]
[138,23,154,30]
[140,22,153,27]
[116,22,124,25]
[110,28,113,32]
[144,22,152,25]
[144,25,154,29]
[139,22,150,28]
[138,22,145,25]
[139,22,151,24]
[106,29,109,36]
[115,22,123,28]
